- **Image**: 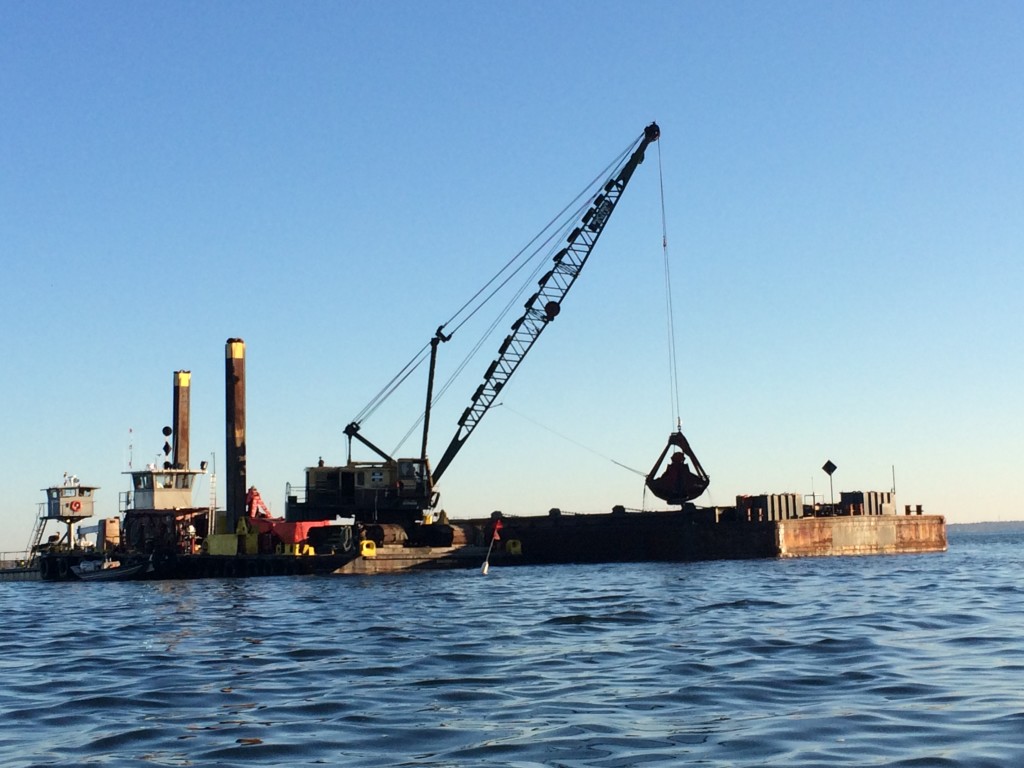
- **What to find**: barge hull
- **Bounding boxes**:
[333,512,948,574]
[18,514,949,581]
[777,514,947,557]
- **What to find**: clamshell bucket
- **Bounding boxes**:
[645,431,710,505]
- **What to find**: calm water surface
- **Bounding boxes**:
[2,526,1023,767]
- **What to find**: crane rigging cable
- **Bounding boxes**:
[438,140,635,340]
[492,402,647,477]
[430,124,662,482]
[390,194,602,455]
[643,138,711,505]
[657,139,682,431]
[352,135,640,440]
[389,156,634,456]
[351,342,430,425]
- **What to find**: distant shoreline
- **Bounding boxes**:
[949,521,1024,533]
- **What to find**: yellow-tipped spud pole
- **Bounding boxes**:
[225,339,246,535]
[172,370,191,470]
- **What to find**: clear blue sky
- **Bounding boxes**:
[2,1,1021,549]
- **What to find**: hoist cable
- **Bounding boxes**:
[657,140,682,430]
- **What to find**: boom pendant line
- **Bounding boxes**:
[431,122,661,482]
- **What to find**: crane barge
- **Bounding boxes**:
[11,121,945,583]
[282,122,707,534]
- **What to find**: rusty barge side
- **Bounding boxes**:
[777,514,947,558]
[331,507,947,575]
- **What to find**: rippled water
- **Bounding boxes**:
[2,525,1023,767]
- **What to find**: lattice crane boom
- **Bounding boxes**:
[431,122,661,482]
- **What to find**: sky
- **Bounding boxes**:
[1,1,1021,550]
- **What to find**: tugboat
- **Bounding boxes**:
[109,365,360,579]
[35,367,362,582]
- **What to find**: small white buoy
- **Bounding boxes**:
[481,561,489,575]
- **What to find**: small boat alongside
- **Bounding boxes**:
[70,558,151,582]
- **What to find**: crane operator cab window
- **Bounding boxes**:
[398,461,426,492]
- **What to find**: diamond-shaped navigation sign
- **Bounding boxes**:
[822,460,837,476]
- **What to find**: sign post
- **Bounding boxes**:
[822,460,837,515]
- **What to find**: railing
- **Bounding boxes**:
[0,552,34,569]
[285,482,306,504]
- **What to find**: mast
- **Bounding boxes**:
[431,122,660,482]
[421,326,451,464]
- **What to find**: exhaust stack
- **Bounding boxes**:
[172,370,191,469]
[225,338,246,534]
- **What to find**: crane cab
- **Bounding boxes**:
[286,458,434,526]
